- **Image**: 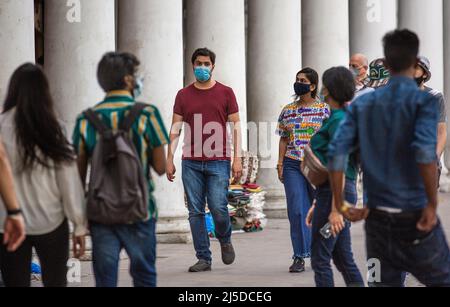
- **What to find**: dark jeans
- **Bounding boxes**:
[90,218,157,287]
[311,180,364,287]
[182,160,232,263]
[0,220,69,287]
[283,157,314,259]
[366,209,450,287]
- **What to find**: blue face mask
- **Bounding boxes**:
[133,77,144,98]
[350,67,360,79]
[194,66,212,83]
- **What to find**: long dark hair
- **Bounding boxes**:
[3,63,75,170]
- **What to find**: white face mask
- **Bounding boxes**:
[133,77,144,98]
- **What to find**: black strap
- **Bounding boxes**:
[83,109,111,137]
[120,102,147,132]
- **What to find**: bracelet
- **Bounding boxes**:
[339,203,352,214]
[7,209,23,217]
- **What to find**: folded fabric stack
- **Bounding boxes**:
[228,183,267,233]
[205,152,266,237]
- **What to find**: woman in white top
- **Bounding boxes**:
[0,63,87,287]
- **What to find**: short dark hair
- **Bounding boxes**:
[297,67,319,98]
[322,67,356,105]
[191,48,216,65]
[383,29,419,73]
[97,52,140,92]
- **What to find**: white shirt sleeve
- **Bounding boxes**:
[56,161,88,237]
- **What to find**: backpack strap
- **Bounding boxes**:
[83,109,112,137]
[120,103,148,132]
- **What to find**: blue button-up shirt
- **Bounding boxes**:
[328,76,439,211]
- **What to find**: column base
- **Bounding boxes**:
[264,188,288,219]
[156,216,192,244]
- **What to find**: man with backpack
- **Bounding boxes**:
[72,52,169,287]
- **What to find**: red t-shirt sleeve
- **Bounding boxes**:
[173,91,184,116]
[226,87,239,115]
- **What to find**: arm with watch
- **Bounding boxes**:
[0,140,25,252]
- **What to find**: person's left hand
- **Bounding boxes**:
[342,207,370,223]
[417,206,438,233]
[72,235,86,259]
[232,158,243,182]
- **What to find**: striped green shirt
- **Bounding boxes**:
[72,91,169,219]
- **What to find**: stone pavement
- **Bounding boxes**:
[41,194,450,287]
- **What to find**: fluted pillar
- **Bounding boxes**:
[399,0,444,92]
[185,0,248,145]
[302,0,350,78]
[350,0,398,61]
[0,0,35,101]
[118,0,190,243]
[247,0,302,218]
[44,0,116,132]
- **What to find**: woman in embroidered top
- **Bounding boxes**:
[277,67,330,273]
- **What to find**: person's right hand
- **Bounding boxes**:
[329,211,345,237]
[3,215,26,252]
[277,165,284,183]
[166,159,176,182]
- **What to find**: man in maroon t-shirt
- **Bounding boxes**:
[167,48,242,273]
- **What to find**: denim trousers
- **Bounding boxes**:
[182,160,232,263]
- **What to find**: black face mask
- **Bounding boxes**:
[415,76,426,87]
[294,82,311,97]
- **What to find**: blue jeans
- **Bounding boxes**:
[366,209,450,287]
[283,157,314,259]
[311,180,364,287]
[90,218,157,287]
[182,160,232,263]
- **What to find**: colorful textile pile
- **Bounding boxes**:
[228,183,267,233]
[205,152,266,237]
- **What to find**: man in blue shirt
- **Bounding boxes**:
[328,29,450,287]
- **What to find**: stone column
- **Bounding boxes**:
[247,0,302,218]
[443,1,450,187]
[302,0,350,78]
[44,0,116,132]
[399,0,444,92]
[118,0,190,243]
[350,0,398,61]
[0,0,35,101]
[184,0,248,145]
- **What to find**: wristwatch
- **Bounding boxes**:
[7,209,23,217]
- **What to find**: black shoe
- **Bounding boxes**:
[289,258,305,273]
[221,243,236,265]
[188,260,212,272]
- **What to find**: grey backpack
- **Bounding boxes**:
[83,103,149,225]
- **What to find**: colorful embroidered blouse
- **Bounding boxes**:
[276,100,330,161]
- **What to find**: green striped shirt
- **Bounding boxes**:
[72,91,170,219]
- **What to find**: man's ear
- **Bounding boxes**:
[124,75,134,90]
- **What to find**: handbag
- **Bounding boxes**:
[301,145,329,187]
